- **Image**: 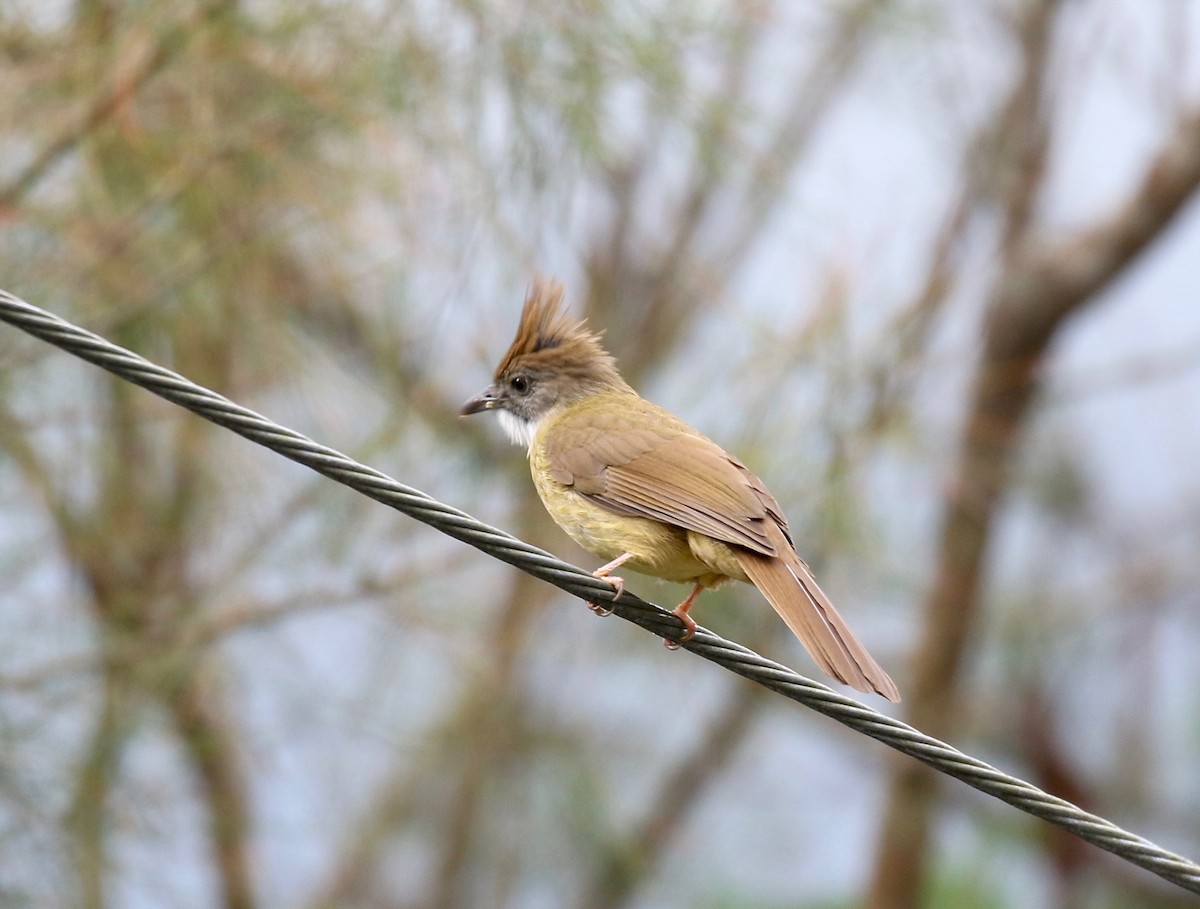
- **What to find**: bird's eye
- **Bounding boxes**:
[510,375,531,394]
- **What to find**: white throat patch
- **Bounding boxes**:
[497,410,541,451]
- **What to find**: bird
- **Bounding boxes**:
[461,278,899,701]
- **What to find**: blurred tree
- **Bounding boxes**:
[0,2,1198,909]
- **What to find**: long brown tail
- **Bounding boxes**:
[735,534,900,702]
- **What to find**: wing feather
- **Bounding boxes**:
[543,401,776,556]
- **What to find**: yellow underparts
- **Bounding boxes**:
[530,440,749,590]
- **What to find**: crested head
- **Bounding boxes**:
[460,277,632,448]
[494,277,624,389]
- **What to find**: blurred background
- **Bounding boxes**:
[1,1,1199,907]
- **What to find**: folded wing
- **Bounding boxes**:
[544,401,899,701]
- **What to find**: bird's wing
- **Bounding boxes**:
[542,401,780,557]
[545,400,900,701]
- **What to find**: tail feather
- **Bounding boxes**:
[735,538,900,702]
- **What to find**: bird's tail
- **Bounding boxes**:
[735,534,900,702]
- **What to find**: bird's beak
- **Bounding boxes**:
[460,384,502,416]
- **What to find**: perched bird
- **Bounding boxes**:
[461,278,899,701]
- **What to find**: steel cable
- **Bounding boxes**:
[2,288,1197,894]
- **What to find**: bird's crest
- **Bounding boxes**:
[493,277,624,388]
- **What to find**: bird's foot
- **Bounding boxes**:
[589,566,626,617]
[588,599,615,617]
[663,608,697,649]
[663,584,702,650]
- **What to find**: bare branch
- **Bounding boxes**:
[869,67,1200,909]
[0,0,237,210]
[166,666,256,909]
[66,674,123,909]
[575,685,766,909]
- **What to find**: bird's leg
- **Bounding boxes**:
[589,552,634,616]
[664,583,703,650]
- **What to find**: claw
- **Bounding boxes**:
[589,554,631,618]
[671,607,697,640]
[599,574,625,601]
[663,583,702,650]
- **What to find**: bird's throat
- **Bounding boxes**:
[497,409,541,451]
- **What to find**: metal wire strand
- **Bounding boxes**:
[2,288,1198,895]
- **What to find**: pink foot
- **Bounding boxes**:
[663,584,702,649]
[589,564,626,617]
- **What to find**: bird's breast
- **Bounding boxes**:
[528,440,743,587]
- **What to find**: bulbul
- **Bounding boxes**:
[461,278,899,701]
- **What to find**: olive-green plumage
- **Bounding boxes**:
[462,278,899,702]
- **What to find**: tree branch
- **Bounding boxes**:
[0,0,236,211]
[575,684,766,909]
[166,665,256,909]
[868,85,1200,909]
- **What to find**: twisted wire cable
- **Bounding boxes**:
[2,288,1197,894]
